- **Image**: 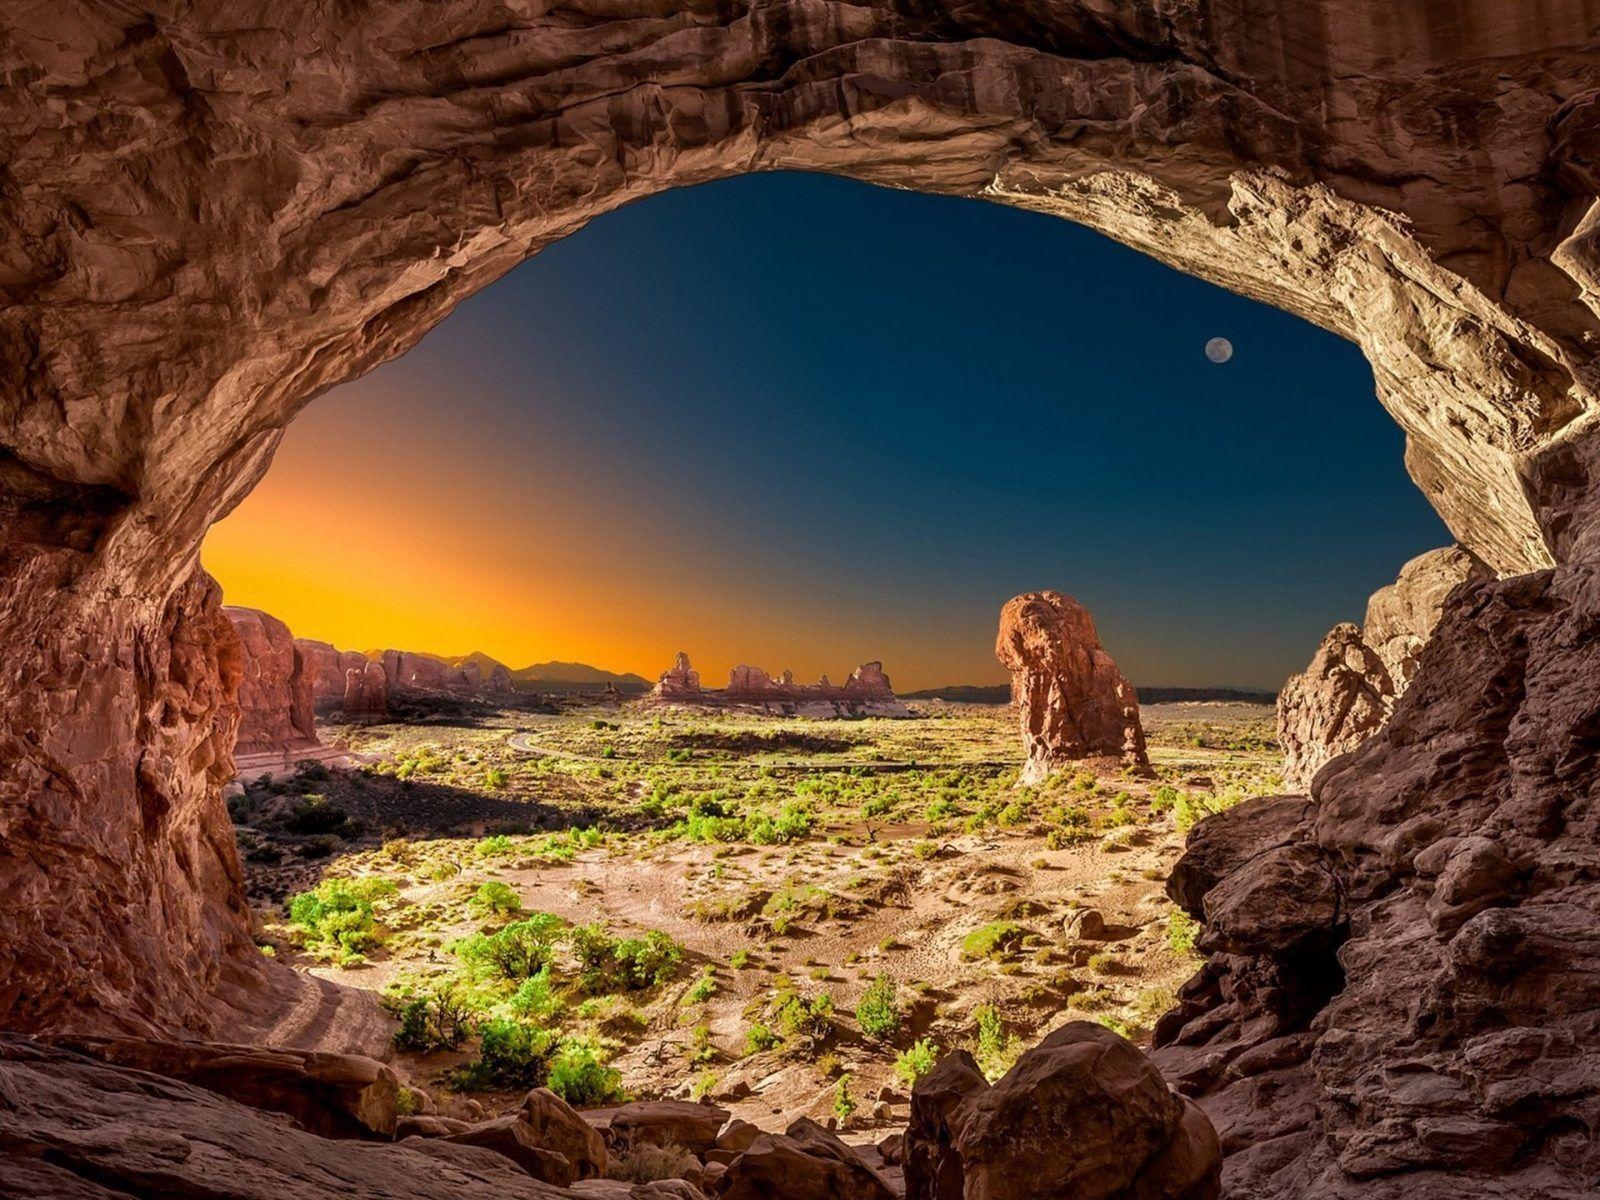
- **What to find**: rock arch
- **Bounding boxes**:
[3,4,1600,1193]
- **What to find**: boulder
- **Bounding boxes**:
[714,1119,763,1153]
[522,1088,608,1179]
[906,1023,1220,1200]
[715,1118,897,1200]
[443,1115,578,1186]
[49,1037,399,1140]
[585,1099,729,1157]
[0,1037,568,1199]
[1362,546,1489,694]
[995,591,1147,782]
[225,607,321,757]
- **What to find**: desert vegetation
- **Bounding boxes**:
[231,699,1281,1128]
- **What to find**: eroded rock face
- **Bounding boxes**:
[3,0,1600,1071]
[342,660,390,721]
[1156,568,1600,1198]
[905,1022,1221,1200]
[1278,547,1489,790]
[299,639,372,713]
[225,607,321,757]
[995,591,1147,782]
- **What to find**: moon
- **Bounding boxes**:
[1205,337,1234,364]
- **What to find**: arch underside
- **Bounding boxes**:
[2,3,1599,1197]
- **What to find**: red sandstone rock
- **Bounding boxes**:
[298,639,372,713]
[1277,546,1488,790]
[50,1036,399,1140]
[343,660,389,721]
[905,1023,1220,1200]
[995,591,1147,782]
[715,1117,896,1200]
[225,607,321,757]
[583,1099,729,1157]
[654,652,704,699]
[520,1089,607,1180]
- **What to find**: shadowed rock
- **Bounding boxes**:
[905,1022,1220,1200]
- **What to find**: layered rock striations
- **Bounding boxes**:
[648,653,908,717]
[995,591,1147,782]
[1278,547,1489,790]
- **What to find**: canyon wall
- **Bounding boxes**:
[1,5,1599,1193]
[225,608,320,758]
[651,653,908,716]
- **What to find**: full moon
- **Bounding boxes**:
[1205,337,1234,363]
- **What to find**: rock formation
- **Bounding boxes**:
[343,660,390,721]
[2,13,1600,1199]
[905,1022,1221,1200]
[649,654,908,717]
[298,639,373,713]
[1278,547,1489,789]
[381,649,514,699]
[1155,570,1600,1198]
[995,591,1147,782]
[225,607,322,758]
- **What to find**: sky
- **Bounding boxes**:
[203,171,1451,692]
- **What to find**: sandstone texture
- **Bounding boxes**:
[905,1022,1221,1200]
[712,1117,897,1200]
[995,591,1147,782]
[343,660,391,721]
[0,1037,573,1199]
[1278,547,1488,789]
[225,607,322,758]
[1,7,1600,1198]
[1156,568,1600,1198]
[649,653,908,717]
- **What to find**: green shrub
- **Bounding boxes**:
[774,990,835,1053]
[470,881,523,916]
[832,1074,857,1124]
[457,913,566,981]
[687,969,717,1004]
[894,1038,938,1086]
[287,878,396,960]
[391,987,472,1052]
[454,1019,555,1091]
[546,1041,627,1106]
[974,1002,1016,1080]
[475,834,516,857]
[855,974,901,1041]
[484,767,510,789]
[571,925,683,994]
[283,793,359,837]
[960,921,1025,962]
[1167,908,1199,956]
[745,1023,780,1054]
[508,968,564,1022]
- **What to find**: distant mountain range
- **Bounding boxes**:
[510,660,651,691]
[902,683,1278,705]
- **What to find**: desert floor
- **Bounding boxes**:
[232,698,1281,1139]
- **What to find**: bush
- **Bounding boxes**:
[960,921,1026,962]
[484,767,510,789]
[855,974,901,1041]
[745,1023,780,1054]
[687,969,717,1004]
[832,1074,857,1124]
[476,834,516,857]
[454,1019,556,1091]
[287,878,397,960]
[572,925,684,994]
[470,881,523,916]
[283,793,358,837]
[547,1041,627,1106]
[774,990,835,1054]
[1167,908,1199,956]
[974,1002,1016,1080]
[894,1038,938,1086]
[457,913,566,981]
[392,987,472,1052]
[508,968,564,1022]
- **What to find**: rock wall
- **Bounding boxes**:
[1156,568,1600,1198]
[342,661,389,721]
[995,591,1147,782]
[2,0,1600,1098]
[380,650,513,698]
[1279,547,1489,790]
[225,607,320,757]
[297,640,370,713]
